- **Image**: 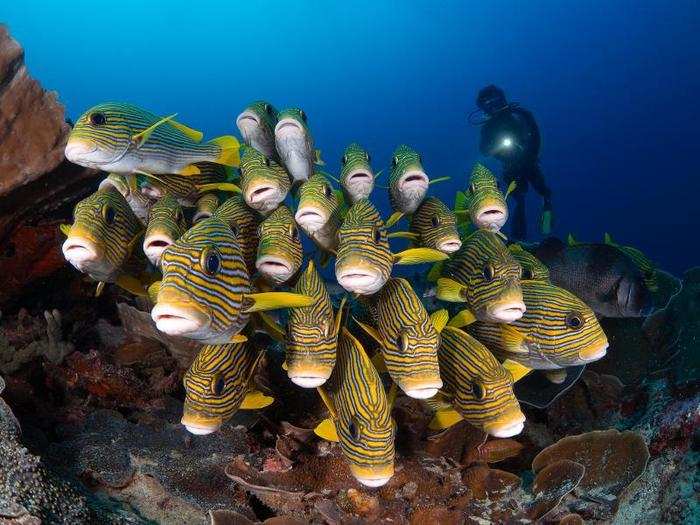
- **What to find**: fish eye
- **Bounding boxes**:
[521,267,533,280]
[102,204,116,224]
[471,382,485,400]
[230,223,239,237]
[201,246,222,276]
[482,264,495,281]
[175,209,183,223]
[431,215,440,227]
[341,154,348,166]
[89,112,106,126]
[372,227,382,244]
[469,183,476,194]
[289,224,299,241]
[348,417,361,441]
[264,156,271,167]
[264,103,272,114]
[211,373,226,396]
[566,312,584,330]
[323,184,332,198]
[391,156,398,168]
[396,333,409,353]
[299,110,307,123]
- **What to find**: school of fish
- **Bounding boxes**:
[61,100,659,488]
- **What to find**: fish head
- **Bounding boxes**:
[335,200,392,295]
[411,197,462,254]
[340,143,374,202]
[181,343,252,434]
[98,173,152,225]
[240,145,290,213]
[615,272,654,317]
[66,102,145,168]
[62,187,141,282]
[295,173,340,233]
[389,145,429,213]
[143,195,187,266]
[256,205,302,285]
[384,327,443,399]
[152,217,250,343]
[236,101,278,156]
[466,164,508,231]
[509,244,551,282]
[285,321,337,388]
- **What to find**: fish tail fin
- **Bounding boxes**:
[210,135,241,167]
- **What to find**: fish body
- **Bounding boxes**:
[274,108,315,185]
[294,172,342,253]
[409,197,462,254]
[239,145,290,215]
[323,328,395,487]
[468,280,609,369]
[65,102,239,175]
[98,173,152,225]
[62,187,143,284]
[534,237,653,317]
[139,162,231,207]
[214,195,260,275]
[340,143,375,203]
[437,326,525,438]
[236,101,279,160]
[286,261,339,387]
[256,205,303,285]
[389,145,429,214]
[143,195,187,266]
[508,243,550,281]
[439,230,525,322]
[456,163,509,232]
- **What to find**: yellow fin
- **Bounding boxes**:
[436,277,467,303]
[508,243,524,254]
[393,247,448,265]
[229,333,248,344]
[282,361,288,371]
[387,231,419,240]
[500,324,529,354]
[447,308,476,328]
[147,280,161,304]
[427,261,444,282]
[253,312,284,342]
[60,224,71,236]
[95,281,106,297]
[210,135,241,167]
[545,369,567,384]
[179,164,202,176]
[116,274,147,297]
[317,386,338,419]
[196,182,242,193]
[168,120,203,142]
[502,359,532,382]
[603,232,614,245]
[387,381,398,408]
[385,211,404,228]
[314,149,325,166]
[429,309,449,333]
[354,317,384,347]
[567,233,577,246]
[314,418,339,442]
[505,180,517,199]
[240,390,274,410]
[131,113,177,148]
[428,176,451,185]
[428,407,464,430]
[333,295,347,337]
[133,170,170,188]
[371,352,388,374]
[243,292,314,313]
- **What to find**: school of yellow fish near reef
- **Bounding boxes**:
[60,101,610,488]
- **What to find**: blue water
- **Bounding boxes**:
[4,1,699,274]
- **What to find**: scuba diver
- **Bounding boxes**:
[471,85,553,240]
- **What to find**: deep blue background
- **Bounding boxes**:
[3,1,699,274]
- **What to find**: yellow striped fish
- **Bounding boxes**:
[214,195,260,275]
[468,280,609,372]
[237,145,290,215]
[256,205,303,285]
[294,172,342,254]
[139,162,232,207]
[315,327,395,487]
[65,102,240,176]
[603,233,658,292]
[408,197,462,254]
[431,326,525,438]
[508,243,550,282]
[143,195,187,267]
[274,108,321,185]
[355,278,445,399]
[437,230,525,323]
[285,261,343,388]
[236,100,279,161]
[62,187,146,295]
[193,193,220,224]
[339,143,375,203]
[454,163,512,232]
[335,199,448,295]
[98,173,152,225]
[151,215,313,344]
[181,342,273,435]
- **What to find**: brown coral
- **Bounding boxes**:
[529,459,585,520]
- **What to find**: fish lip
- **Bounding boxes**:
[192,210,213,224]
[274,118,304,138]
[483,409,526,438]
[349,465,394,488]
[143,234,175,266]
[65,137,129,166]
[288,374,331,388]
[151,302,210,336]
[236,111,260,129]
[475,206,507,230]
[295,206,327,230]
[256,255,294,280]
[398,170,429,192]
[246,184,277,204]
[579,341,609,362]
[487,301,526,322]
[336,268,383,295]
[62,236,99,267]
[181,407,223,435]
[437,238,462,254]
[345,169,374,186]
[356,476,393,488]
[403,386,441,399]
[485,420,525,438]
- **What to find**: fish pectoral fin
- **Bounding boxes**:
[428,176,451,185]
[501,359,532,382]
[500,324,530,354]
[252,312,285,342]
[436,277,466,302]
[387,231,419,240]
[447,308,476,328]
[60,224,71,236]
[196,182,242,193]
[314,149,325,166]
[210,135,241,167]
[387,381,398,408]
[95,281,106,297]
[504,180,517,199]
[240,390,274,410]
[353,317,385,347]
[229,334,248,343]
[116,274,148,297]
[168,120,203,142]
[281,360,288,371]
[426,261,444,282]
[540,210,552,235]
[544,369,567,384]
[567,233,578,246]
[178,164,202,176]
[393,247,448,265]
[385,211,404,228]
[147,280,162,304]
[243,292,314,313]
[316,386,338,419]
[428,407,464,430]
[333,296,347,337]
[371,352,388,374]
[429,309,449,333]
[314,418,339,442]
[131,113,178,149]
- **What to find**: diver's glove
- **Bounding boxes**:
[540,210,553,235]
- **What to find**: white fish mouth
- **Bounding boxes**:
[295,206,327,231]
[236,111,260,129]
[275,118,304,139]
[475,207,507,231]
[355,475,392,488]
[437,239,462,253]
[487,301,526,322]
[403,386,441,399]
[487,420,525,438]
[247,184,277,204]
[65,137,128,166]
[256,256,294,281]
[183,425,218,435]
[336,269,384,295]
[151,303,209,336]
[143,234,174,266]
[62,237,98,267]
[289,375,330,388]
[192,210,213,224]
[399,170,429,192]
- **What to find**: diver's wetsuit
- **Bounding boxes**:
[479,105,552,240]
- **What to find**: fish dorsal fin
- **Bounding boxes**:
[371,352,388,374]
[436,277,467,303]
[240,390,274,410]
[427,261,444,282]
[168,120,203,142]
[387,231,419,240]
[385,211,404,228]
[567,233,578,246]
[505,180,517,199]
[131,113,178,149]
[353,317,385,347]
[314,149,325,166]
[229,333,248,343]
[314,418,339,442]
[429,309,449,333]
[501,358,532,382]
[603,232,615,245]
[333,295,347,337]
[500,324,529,354]
[242,292,314,313]
[428,176,450,185]
[115,274,147,297]
[428,407,464,430]
[508,243,524,254]
[393,247,448,265]
[446,308,476,328]
[60,224,71,236]
[196,182,242,194]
